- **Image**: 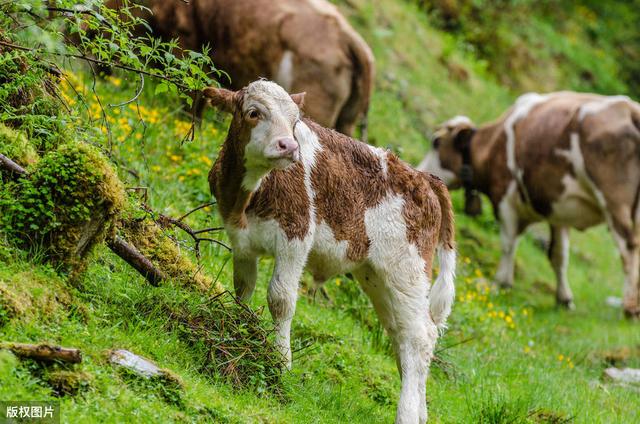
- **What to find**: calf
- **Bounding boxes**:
[419,91,640,317]
[206,80,456,423]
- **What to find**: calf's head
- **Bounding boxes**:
[204,80,305,188]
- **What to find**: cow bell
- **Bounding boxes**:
[464,189,482,217]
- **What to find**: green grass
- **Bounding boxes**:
[2,0,640,423]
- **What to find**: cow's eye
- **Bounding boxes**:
[248,109,260,120]
[433,137,441,149]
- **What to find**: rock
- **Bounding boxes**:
[603,367,640,384]
[108,349,163,378]
[606,296,623,308]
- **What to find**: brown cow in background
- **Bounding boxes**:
[106,0,375,140]
[419,92,640,318]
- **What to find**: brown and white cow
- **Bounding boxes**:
[206,80,455,423]
[419,91,640,317]
[107,0,374,139]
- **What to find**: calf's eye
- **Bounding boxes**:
[248,110,260,120]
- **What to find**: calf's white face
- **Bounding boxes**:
[242,82,303,170]
[203,81,305,184]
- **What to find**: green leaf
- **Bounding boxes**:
[154,83,169,95]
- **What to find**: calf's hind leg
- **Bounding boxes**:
[355,266,437,424]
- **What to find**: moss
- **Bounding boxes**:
[45,370,93,397]
[0,124,38,168]
[1,142,125,270]
[119,207,221,292]
[0,267,73,325]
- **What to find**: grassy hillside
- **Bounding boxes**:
[2,0,640,423]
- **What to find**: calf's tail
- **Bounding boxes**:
[428,177,456,331]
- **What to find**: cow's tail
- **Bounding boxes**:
[429,177,456,332]
[338,29,374,142]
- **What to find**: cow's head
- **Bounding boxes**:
[419,116,481,215]
[204,80,305,189]
[419,116,476,188]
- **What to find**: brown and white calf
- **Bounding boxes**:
[205,80,456,423]
[419,91,640,317]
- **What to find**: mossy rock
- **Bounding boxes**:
[0,124,38,168]
[0,268,73,325]
[0,44,64,152]
[119,208,219,292]
[1,141,125,270]
[45,370,93,397]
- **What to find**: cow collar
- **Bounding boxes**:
[460,136,482,216]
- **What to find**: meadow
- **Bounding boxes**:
[1,0,640,422]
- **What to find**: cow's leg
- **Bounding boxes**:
[233,255,258,301]
[355,265,436,424]
[548,225,575,309]
[610,228,640,318]
[495,194,522,288]
[268,248,307,368]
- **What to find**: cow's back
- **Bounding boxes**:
[194,0,352,87]
[489,92,640,226]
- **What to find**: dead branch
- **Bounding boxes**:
[107,236,166,286]
[177,201,216,222]
[1,342,82,364]
[0,153,27,177]
[154,207,229,259]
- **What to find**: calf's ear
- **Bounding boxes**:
[290,92,306,108]
[203,87,236,113]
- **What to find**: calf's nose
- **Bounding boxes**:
[276,137,299,157]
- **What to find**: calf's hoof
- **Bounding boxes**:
[493,280,513,290]
[556,298,575,310]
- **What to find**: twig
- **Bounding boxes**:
[177,201,216,222]
[0,40,191,91]
[435,335,476,355]
[109,73,144,107]
[154,209,231,259]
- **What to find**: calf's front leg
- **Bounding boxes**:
[268,249,306,368]
[233,255,258,301]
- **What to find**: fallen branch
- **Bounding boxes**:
[0,342,82,364]
[107,236,166,286]
[0,153,27,177]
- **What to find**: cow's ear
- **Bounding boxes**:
[453,127,476,151]
[203,87,236,113]
[290,92,306,108]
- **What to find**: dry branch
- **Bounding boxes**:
[107,236,166,286]
[0,153,27,177]
[154,207,229,259]
[1,342,82,364]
